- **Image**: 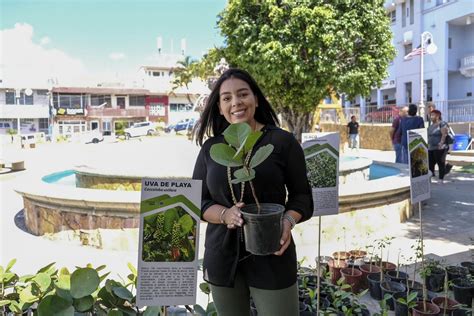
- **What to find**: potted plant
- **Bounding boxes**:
[452,274,474,309]
[415,237,441,315]
[393,291,418,316]
[423,259,445,293]
[431,270,461,316]
[340,265,363,294]
[386,251,409,283]
[209,122,282,255]
[380,280,406,311]
[445,265,468,287]
[360,244,381,290]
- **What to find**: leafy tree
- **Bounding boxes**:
[171,56,199,105]
[213,0,396,138]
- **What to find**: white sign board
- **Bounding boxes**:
[137,179,202,307]
[302,132,340,216]
[407,128,431,203]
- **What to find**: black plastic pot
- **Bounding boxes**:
[381,281,407,310]
[367,273,387,300]
[424,267,445,292]
[393,291,412,316]
[446,266,469,289]
[460,262,474,275]
[386,270,409,283]
[452,277,474,308]
[241,203,284,255]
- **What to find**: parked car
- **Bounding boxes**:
[165,118,197,133]
[364,105,399,123]
[124,121,157,138]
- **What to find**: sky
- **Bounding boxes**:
[0,0,226,87]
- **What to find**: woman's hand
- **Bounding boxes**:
[274,219,292,256]
[223,202,245,229]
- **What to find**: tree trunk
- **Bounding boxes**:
[280,107,313,142]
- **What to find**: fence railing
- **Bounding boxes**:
[319,99,474,124]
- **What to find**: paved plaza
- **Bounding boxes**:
[1,135,473,309]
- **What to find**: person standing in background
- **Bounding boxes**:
[427,110,453,183]
[390,106,408,163]
[399,104,425,164]
[347,115,360,150]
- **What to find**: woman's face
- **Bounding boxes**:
[218,77,258,126]
[430,113,439,122]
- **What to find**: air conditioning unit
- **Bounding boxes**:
[403,31,413,44]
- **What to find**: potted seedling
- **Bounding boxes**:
[431,270,460,316]
[210,122,282,255]
[451,274,474,309]
[413,240,440,315]
[423,259,445,292]
[387,251,409,283]
[360,244,381,291]
[393,291,418,316]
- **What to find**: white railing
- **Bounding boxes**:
[433,99,474,123]
[460,54,474,77]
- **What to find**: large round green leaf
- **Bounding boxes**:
[37,294,74,316]
[223,123,251,148]
[111,286,133,302]
[210,143,243,167]
[56,273,71,290]
[33,272,52,292]
[70,268,100,299]
[249,144,274,168]
[108,309,124,316]
[19,284,40,303]
[73,295,94,312]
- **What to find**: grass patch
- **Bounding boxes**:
[457,164,474,174]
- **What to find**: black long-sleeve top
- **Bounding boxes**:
[192,125,313,289]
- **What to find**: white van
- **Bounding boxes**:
[124,121,157,139]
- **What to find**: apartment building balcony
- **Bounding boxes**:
[0,104,49,119]
[460,54,474,77]
[86,106,149,118]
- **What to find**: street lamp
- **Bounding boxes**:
[419,31,437,120]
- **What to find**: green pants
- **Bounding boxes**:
[210,271,299,316]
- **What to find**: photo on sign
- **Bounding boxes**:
[409,138,429,179]
[142,206,197,262]
[304,144,338,188]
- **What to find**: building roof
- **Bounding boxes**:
[52,87,151,95]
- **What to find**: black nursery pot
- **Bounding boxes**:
[393,291,412,316]
[460,261,474,275]
[446,266,469,287]
[452,277,474,308]
[241,203,284,256]
[367,273,387,300]
[424,267,445,292]
[386,270,409,283]
[380,281,407,310]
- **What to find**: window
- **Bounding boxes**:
[153,71,161,77]
[90,94,112,107]
[54,93,85,108]
[424,79,433,101]
[402,2,406,27]
[36,90,48,96]
[388,10,396,23]
[5,91,15,104]
[448,37,452,49]
[467,92,472,97]
[129,95,146,106]
[19,92,34,105]
[409,0,414,25]
[39,118,49,131]
[405,82,412,104]
[404,43,413,56]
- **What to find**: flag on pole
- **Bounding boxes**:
[404,45,427,60]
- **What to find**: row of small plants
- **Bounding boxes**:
[323,236,473,316]
[0,259,226,316]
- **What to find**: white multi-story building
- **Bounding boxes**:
[0,87,50,135]
[353,0,474,122]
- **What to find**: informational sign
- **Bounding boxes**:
[407,128,431,203]
[302,132,340,216]
[56,108,85,115]
[137,179,202,307]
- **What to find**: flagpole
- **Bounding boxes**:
[420,32,425,120]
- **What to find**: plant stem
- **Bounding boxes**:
[248,180,260,214]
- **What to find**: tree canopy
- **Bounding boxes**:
[213,0,396,135]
